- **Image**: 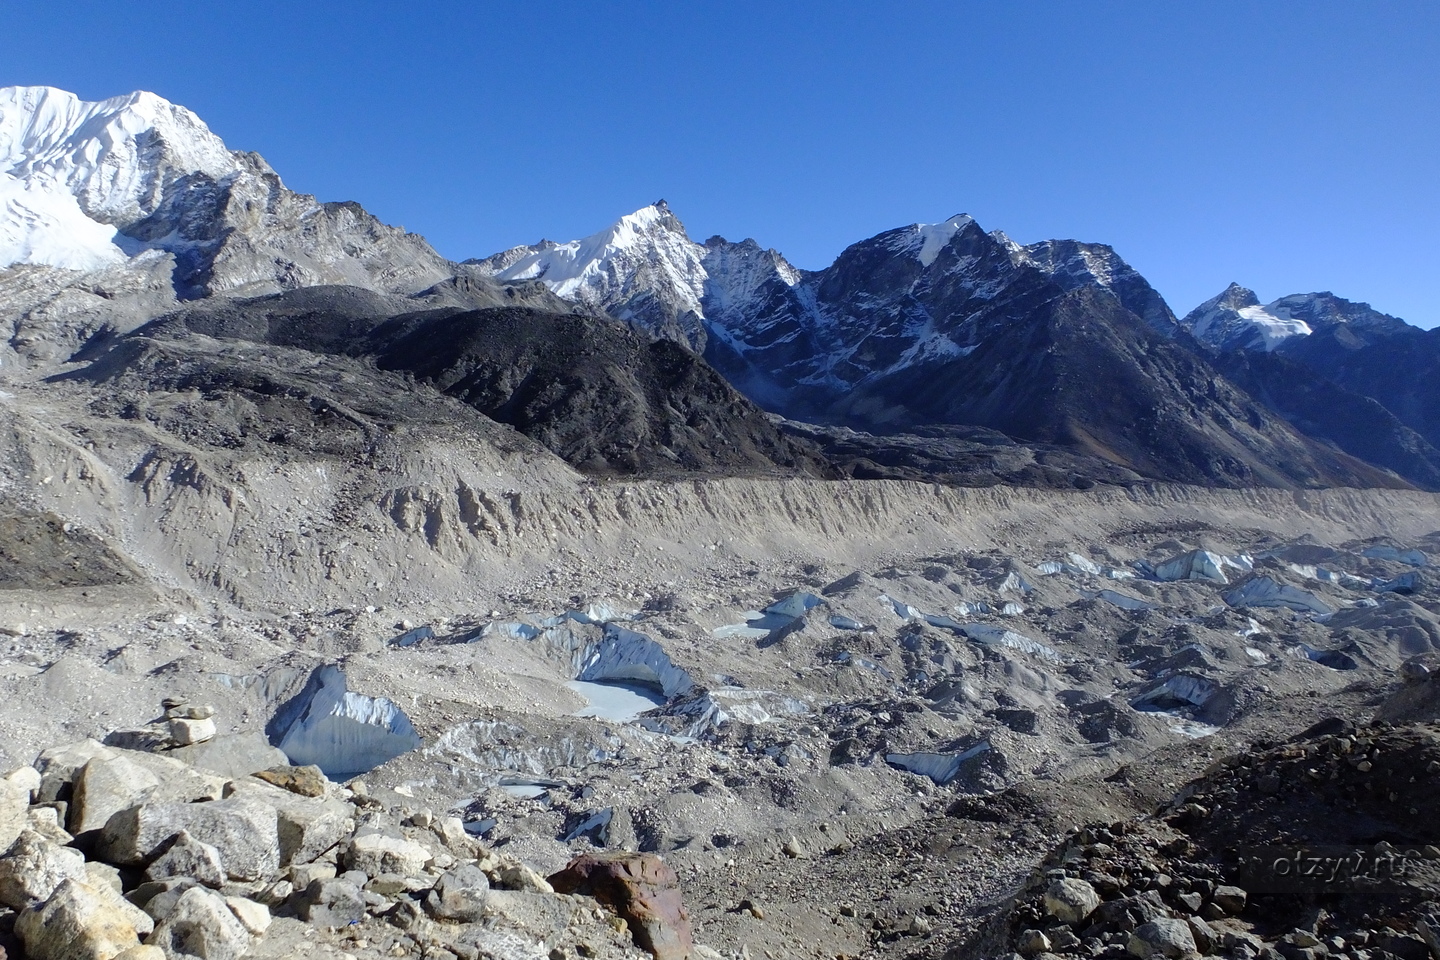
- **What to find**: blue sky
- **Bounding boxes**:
[3,1,1437,325]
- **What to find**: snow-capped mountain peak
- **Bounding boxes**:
[1183,282,1314,352]
[470,200,711,346]
[883,214,976,267]
[0,85,243,270]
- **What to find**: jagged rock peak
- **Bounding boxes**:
[1183,282,1312,352]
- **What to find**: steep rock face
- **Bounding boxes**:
[360,306,836,478]
[848,286,1402,489]
[1006,237,1180,337]
[1215,349,1440,490]
[1180,283,1313,352]
[1182,286,1440,476]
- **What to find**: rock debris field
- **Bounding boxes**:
[3,453,1440,960]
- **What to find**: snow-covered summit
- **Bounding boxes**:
[883,215,975,267]
[1182,283,1313,352]
[0,85,243,271]
[472,201,709,344]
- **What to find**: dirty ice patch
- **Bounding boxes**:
[1140,549,1253,584]
[1223,577,1333,616]
[885,741,991,785]
[958,623,1059,661]
[1361,546,1429,567]
[1079,589,1154,612]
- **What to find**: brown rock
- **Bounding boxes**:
[252,766,328,798]
[548,853,694,960]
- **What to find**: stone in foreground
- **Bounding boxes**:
[548,852,694,960]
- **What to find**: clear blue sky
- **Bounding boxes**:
[3,1,1437,325]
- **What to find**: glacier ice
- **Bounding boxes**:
[884,741,990,785]
[577,624,695,698]
[1361,546,1428,567]
[1222,577,1333,616]
[1143,549,1253,584]
[266,664,423,780]
[1080,589,1153,612]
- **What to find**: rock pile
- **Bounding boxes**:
[0,702,714,960]
[963,719,1440,960]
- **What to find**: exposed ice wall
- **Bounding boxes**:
[576,624,695,698]
[267,664,423,780]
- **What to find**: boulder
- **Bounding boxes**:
[140,880,201,922]
[293,877,365,927]
[1211,885,1247,915]
[114,948,166,960]
[276,798,353,867]
[1043,877,1102,925]
[424,863,489,922]
[15,877,144,960]
[146,887,252,960]
[223,897,271,936]
[0,829,89,909]
[3,765,42,802]
[34,740,115,803]
[1128,918,1198,958]
[97,796,281,882]
[252,764,329,797]
[167,718,217,747]
[27,804,75,843]
[548,852,694,960]
[166,734,288,779]
[70,754,162,836]
[0,777,28,853]
[344,833,433,877]
[144,831,226,888]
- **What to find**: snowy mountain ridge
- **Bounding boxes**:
[0,84,454,365]
[0,85,244,271]
[1180,284,1419,354]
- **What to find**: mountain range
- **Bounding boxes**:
[3,85,1438,490]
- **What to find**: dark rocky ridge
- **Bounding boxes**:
[76,289,834,480]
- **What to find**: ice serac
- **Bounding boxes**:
[470,201,709,349]
[266,664,423,780]
[0,85,453,345]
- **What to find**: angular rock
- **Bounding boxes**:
[1128,918,1197,958]
[34,739,115,804]
[165,734,288,779]
[223,897,271,936]
[85,861,125,897]
[424,863,490,922]
[252,764,329,798]
[70,754,161,836]
[168,718,217,747]
[97,796,281,881]
[1211,885,1246,915]
[491,858,555,894]
[114,948,166,960]
[27,804,75,843]
[344,833,432,877]
[15,877,143,960]
[294,877,365,927]
[145,831,226,888]
[1044,877,1102,925]
[147,886,251,960]
[0,777,28,853]
[549,853,694,960]
[0,829,89,909]
[3,765,42,802]
[1017,929,1052,956]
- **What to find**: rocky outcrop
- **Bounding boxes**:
[549,853,695,960]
